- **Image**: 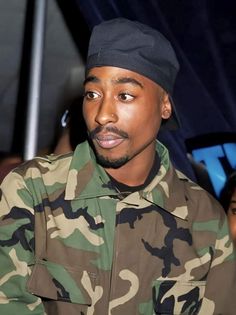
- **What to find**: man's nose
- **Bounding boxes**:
[95,96,118,125]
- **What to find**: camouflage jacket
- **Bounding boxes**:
[0,140,236,315]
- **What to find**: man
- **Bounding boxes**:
[0,18,235,315]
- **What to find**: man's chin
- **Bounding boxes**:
[96,154,129,169]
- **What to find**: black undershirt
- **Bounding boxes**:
[107,153,160,197]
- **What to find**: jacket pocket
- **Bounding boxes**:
[152,279,206,315]
[27,259,97,306]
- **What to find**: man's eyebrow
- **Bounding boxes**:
[230,200,236,204]
[113,77,144,88]
[83,75,100,85]
[83,75,144,88]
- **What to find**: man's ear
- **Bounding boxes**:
[161,93,172,119]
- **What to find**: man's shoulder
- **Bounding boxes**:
[1,152,73,187]
[174,168,225,221]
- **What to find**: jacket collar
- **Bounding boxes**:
[140,141,189,220]
[65,141,189,220]
[65,141,119,200]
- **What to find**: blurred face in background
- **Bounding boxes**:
[227,188,236,243]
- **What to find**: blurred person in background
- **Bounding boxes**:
[53,95,87,154]
[0,152,22,184]
[220,171,236,243]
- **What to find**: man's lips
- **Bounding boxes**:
[95,134,125,149]
[89,126,129,149]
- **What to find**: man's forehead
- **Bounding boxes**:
[84,66,162,90]
[86,65,142,77]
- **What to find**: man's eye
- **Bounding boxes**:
[119,93,134,101]
[84,91,100,100]
[230,207,236,215]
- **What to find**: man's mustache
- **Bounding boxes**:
[89,126,129,139]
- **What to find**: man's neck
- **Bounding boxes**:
[105,148,157,187]
[107,153,160,194]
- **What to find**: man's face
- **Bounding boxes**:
[227,188,236,243]
[83,66,171,169]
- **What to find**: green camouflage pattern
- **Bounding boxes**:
[0,140,236,314]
